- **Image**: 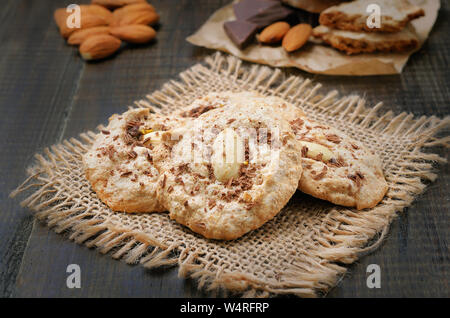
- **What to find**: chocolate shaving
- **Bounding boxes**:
[143,170,153,177]
[208,199,216,209]
[101,130,110,135]
[128,150,137,159]
[120,171,132,177]
[181,105,216,118]
[146,152,153,162]
[351,143,360,150]
[175,176,184,185]
[348,171,364,187]
[160,175,167,188]
[167,185,173,193]
[328,156,346,167]
[301,146,308,157]
[123,133,135,145]
[312,166,328,180]
[207,164,215,181]
[290,118,304,133]
[326,134,341,144]
[105,145,116,161]
[178,163,189,174]
[125,120,143,144]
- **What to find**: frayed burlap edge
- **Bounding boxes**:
[10,53,449,298]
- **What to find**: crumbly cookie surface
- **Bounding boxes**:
[319,0,425,33]
[313,24,419,54]
[158,94,303,240]
[83,108,182,213]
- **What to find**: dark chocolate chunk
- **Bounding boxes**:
[233,0,280,21]
[233,0,294,28]
[224,20,258,49]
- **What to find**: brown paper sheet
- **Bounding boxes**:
[187,0,440,75]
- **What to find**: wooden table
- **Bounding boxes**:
[1,0,448,297]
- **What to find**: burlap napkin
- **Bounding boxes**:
[11,53,449,297]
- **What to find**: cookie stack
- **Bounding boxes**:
[84,92,388,240]
[311,0,425,54]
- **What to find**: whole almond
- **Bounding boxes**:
[118,10,159,26]
[68,26,111,45]
[282,23,312,52]
[91,0,146,9]
[59,13,108,38]
[109,25,156,43]
[54,8,69,28]
[87,4,114,24]
[79,34,121,60]
[112,3,155,24]
[258,22,290,44]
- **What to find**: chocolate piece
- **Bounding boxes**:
[233,0,294,28]
[224,20,258,49]
[233,0,280,21]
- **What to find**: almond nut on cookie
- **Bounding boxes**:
[212,128,245,183]
[258,21,290,44]
[299,141,334,162]
[282,23,312,52]
[79,34,121,60]
[110,25,156,43]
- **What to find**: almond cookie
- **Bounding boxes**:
[319,0,425,33]
[312,24,420,55]
[289,115,388,210]
[83,108,182,213]
[157,97,303,240]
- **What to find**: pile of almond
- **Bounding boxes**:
[258,22,312,53]
[54,0,159,61]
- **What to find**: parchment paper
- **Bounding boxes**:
[187,0,440,75]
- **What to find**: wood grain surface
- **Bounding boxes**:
[1,0,448,298]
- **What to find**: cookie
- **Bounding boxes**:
[319,0,425,33]
[312,24,419,55]
[289,115,388,210]
[157,95,303,240]
[83,108,182,213]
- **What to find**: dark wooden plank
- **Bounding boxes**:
[14,222,207,297]
[0,0,85,297]
[7,0,450,298]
